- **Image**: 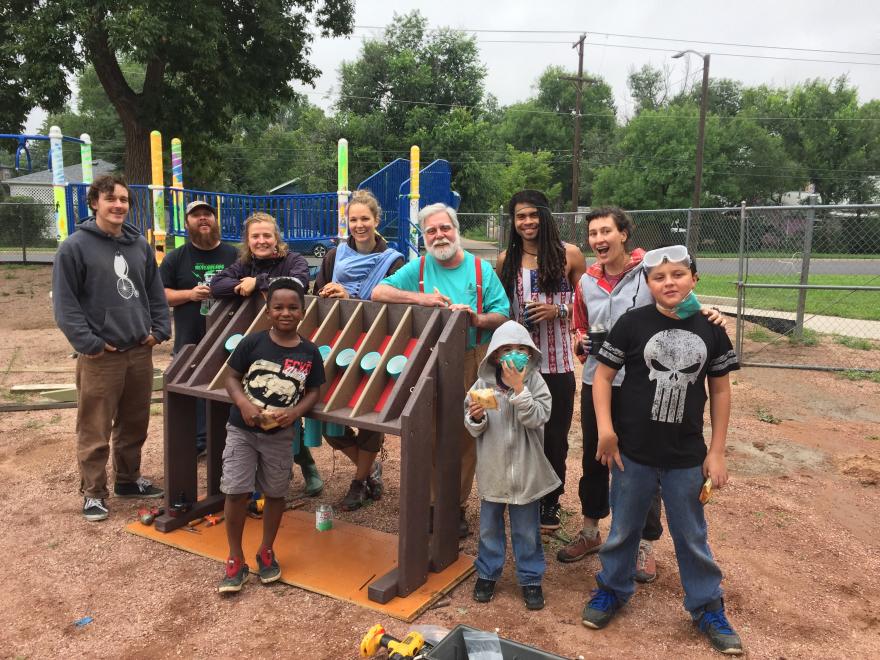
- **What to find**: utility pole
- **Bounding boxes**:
[562,34,590,213]
[673,49,711,254]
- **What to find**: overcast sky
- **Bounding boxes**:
[25,0,880,133]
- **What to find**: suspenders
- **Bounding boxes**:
[418,255,484,344]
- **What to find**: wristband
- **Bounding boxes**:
[557,303,568,320]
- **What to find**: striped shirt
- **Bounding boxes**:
[513,267,574,374]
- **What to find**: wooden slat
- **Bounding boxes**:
[161,391,198,527]
[352,307,413,418]
[320,303,363,406]
[325,304,387,412]
[377,310,442,423]
[206,296,272,390]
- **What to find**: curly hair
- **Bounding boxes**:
[500,189,566,300]
[239,212,289,263]
[585,207,635,251]
[86,174,129,213]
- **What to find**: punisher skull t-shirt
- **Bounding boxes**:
[596,305,739,468]
[227,330,326,434]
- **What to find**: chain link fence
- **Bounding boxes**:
[0,198,57,263]
[491,203,880,372]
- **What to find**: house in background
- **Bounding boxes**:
[5,159,116,203]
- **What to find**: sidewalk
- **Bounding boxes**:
[702,296,880,340]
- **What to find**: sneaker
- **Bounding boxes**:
[114,476,163,498]
[635,540,657,583]
[472,578,496,603]
[582,588,621,629]
[83,497,109,522]
[301,463,324,497]
[540,502,561,530]
[256,547,281,584]
[696,602,743,655]
[522,585,545,610]
[340,479,370,511]
[218,557,249,594]
[557,528,603,563]
[367,461,383,500]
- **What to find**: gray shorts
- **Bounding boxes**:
[221,422,295,498]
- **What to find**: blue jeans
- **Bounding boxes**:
[475,499,544,586]
[596,454,723,617]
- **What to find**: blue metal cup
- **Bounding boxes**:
[303,417,323,447]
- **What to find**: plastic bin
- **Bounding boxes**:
[425,624,568,660]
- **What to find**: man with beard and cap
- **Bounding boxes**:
[371,203,510,537]
[160,199,239,454]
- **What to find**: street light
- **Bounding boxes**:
[673,49,710,254]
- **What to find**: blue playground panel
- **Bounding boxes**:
[66,158,458,262]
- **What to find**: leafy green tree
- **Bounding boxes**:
[495,146,562,208]
[592,103,802,209]
[2,1,354,183]
[741,77,879,203]
[627,64,670,115]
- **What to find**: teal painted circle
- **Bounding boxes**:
[360,351,381,374]
[318,345,332,360]
[335,347,356,369]
[225,333,244,352]
[386,355,407,378]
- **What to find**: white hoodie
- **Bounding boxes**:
[464,321,561,505]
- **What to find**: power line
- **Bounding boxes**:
[353,25,880,58]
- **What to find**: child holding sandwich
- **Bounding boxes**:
[465,320,559,610]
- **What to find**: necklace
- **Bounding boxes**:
[523,250,538,257]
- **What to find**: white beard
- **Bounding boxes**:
[428,236,461,262]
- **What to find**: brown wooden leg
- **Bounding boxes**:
[156,391,196,531]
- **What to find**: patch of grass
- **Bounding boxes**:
[22,419,45,430]
[757,408,782,424]
[696,274,880,321]
[746,327,774,342]
[839,370,880,383]
[833,335,875,351]
[462,226,491,241]
[787,327,820,346]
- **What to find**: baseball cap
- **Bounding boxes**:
[185,200,217,216]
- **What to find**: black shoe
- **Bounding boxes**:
[473,578,496,603]
[218,558,249,594]
[540,501,561,530]
[522,585,545,610]
[340,479,370,511]
[458,507,470,538]
[114,477,163,498]
[82,497,109,522]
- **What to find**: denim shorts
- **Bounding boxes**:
[220,422,295,498]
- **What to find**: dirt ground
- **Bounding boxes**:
[2,263,879,660]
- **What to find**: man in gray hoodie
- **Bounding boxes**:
[53,174,171,521]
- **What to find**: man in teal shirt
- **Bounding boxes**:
[372,203,510,537]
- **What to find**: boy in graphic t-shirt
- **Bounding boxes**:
[218,278,325,594]
[581,246,744,656]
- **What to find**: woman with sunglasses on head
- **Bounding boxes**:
[557,208,723,584]
[496,190,587,532]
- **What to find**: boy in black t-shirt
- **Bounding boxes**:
[218,278,325,594]
[581,246,743,656]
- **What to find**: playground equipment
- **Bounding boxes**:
[157,294,469,603]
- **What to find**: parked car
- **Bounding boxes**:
[287,234,337,258]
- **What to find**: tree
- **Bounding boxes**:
[496,147,562,209]
[494,66,617,207]
[592,103,802,209]
[2,1,354,183]
[741,77,879,203]
[335,11,494,210]
[627,64,670,115]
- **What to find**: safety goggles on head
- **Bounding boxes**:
[642,245,691,269]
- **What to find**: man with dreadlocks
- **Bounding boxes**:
[495,190,586,531]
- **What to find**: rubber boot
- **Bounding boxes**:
[301,463,324,497]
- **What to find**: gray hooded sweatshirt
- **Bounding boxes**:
[464,320,560,505]
[52,218,171,355]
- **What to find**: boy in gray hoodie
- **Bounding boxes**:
[464,320,559,610]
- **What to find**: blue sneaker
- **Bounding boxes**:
[696,602,743,655]
[582,587,620,629]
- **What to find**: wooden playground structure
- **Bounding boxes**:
[155,295,469,604]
